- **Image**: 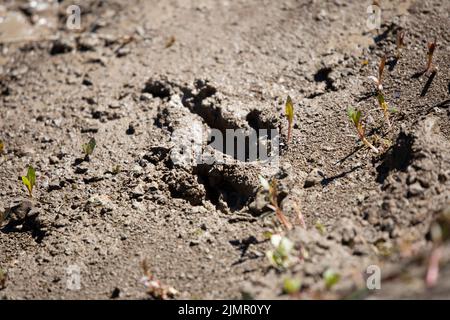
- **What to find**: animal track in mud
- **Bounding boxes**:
[314,67,334,91]
[145,76,281,212]
[306,67,339,99]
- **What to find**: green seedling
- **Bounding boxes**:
[377,91,391,128]
[347,108,379,154]
[262,231,273,240]
[395,30,406,59]
[323,269,341,290]
[283,277,302,295]
[259,175,292,230]
[368,55,386,91]
[269,179,293,230]
[315,220,326,235]
[425,39,437,73]
[266,234,296,269]
[285,95,294,143]
[21,165,36,198]
[82,137,96,160]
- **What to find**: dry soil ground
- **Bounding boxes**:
[0,0,449,299]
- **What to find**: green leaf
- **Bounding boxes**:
[377,92,385,105]
[21,166,36,197]
[262,231,273,239]
[347,107,355,120]
[82,138,96,156]
[22,176,30,191]
[283,277,302,294]
[285,96,294,124]
[347,107,361,125]
[27,166,36,187]
[315,220,326,235]
[323,269,341,289]
[266,235,296,269]
[354,110,361,124]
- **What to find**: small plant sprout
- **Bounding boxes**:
[259,175,292,230]
[315,220,326,235]
[283,277,301,295]
[425,39,437,73]
[347,108,379,154]
[395,30,406,59]
[262,231,273,240]
[269,179,293,230]
[368,55,386,91]
[323,269,341,290]
[285,95,294,143]
[21,165,36,198]
[266,234,297,269]
[82,137,96,160]
[377,91,391,128]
